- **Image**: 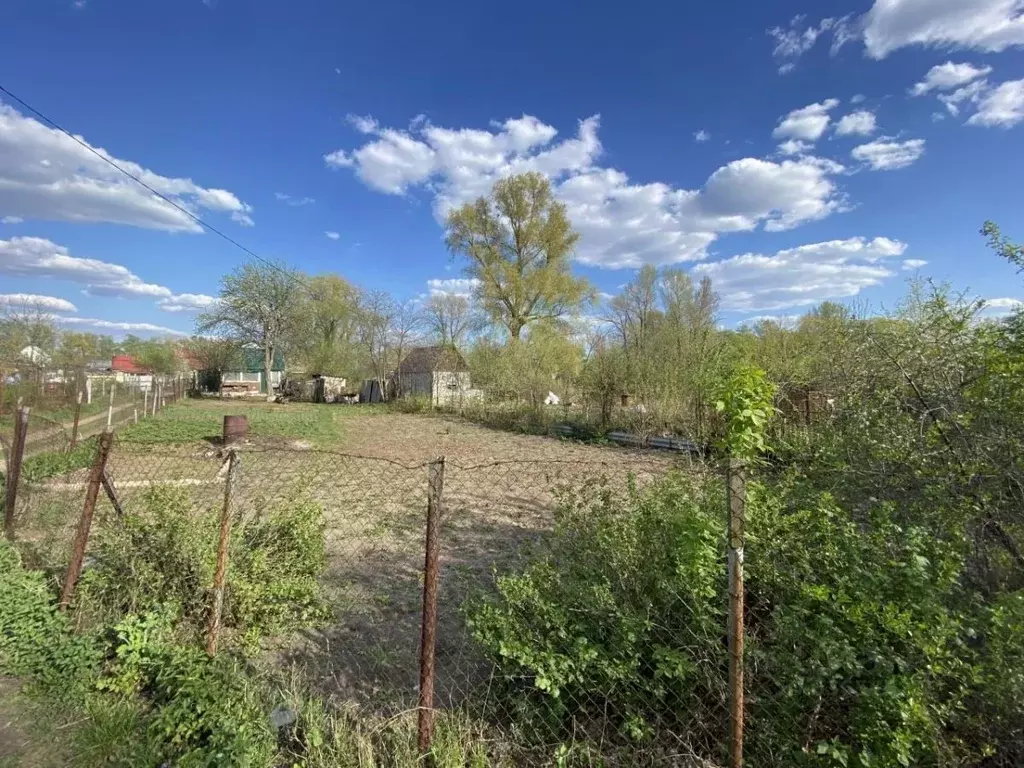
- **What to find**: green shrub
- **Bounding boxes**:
[96,608,276,766]
[77,483,330,647]
[0,542,100,694]
[467,473,727,747]
[229,492,332,641]
[467,472,1022,766]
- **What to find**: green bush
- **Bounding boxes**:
[77,483,330,646]
[467,472,1023,766]
[467,473,727,748]
[94,608,276,766]
[0,542,100,694]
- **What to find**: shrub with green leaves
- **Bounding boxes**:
[0,542,100,694]
[467,472,1023,766]
[77,482,330,646]
[467,473,728,750]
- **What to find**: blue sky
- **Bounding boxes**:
[1,0,1023,337]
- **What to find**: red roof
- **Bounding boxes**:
[111,355,150,374]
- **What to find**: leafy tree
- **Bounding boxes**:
[291,274,362,376]
[445,172,591,341]
[197,262,302,393]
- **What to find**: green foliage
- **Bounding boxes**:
[77,483,330,646]
[19,436,97,484]
[0,542,100,694]
[714,363,776,460]
[101,609,276,766]
[446,172,591,341]
[467,474,726,745]
[229,492,331,641]
[469,470,1023,766]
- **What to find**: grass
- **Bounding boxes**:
[116,398,358,447]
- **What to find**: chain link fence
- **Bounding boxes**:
[3,408,754,766]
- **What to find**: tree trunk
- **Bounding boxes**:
[264,343,273,396]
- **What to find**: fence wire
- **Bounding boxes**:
[5,418,740,766]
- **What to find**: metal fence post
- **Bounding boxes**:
[3,407,30,541]
[59,430,114,610]
[70,391,83,449]
[727,459,747,768]
[417,457,445,759]
[207,449,239,655]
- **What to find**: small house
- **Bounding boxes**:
[396,346,472,407]
[220,348,285,395]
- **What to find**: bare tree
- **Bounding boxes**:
[358,290,397,401]
[422,293,478,349]
[197,262,301,395]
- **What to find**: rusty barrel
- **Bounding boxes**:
[223,415,248,445]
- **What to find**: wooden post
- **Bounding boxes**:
[101,469,125,517]
[727,459,746,768]
[3,407,30,541]
[207,450,238,655]
[106,380,115,428]
[86,377,92,405]
[417,457,445,759]
[59,430,114,610]
[143,388,148,418]
[70,391,83,449]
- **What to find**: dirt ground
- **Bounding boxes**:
[28,405,699,715]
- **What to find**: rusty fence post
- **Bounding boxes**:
[207,449,239,655]
[59,430,114,610]
[418,457,445,759]
[70,391,83,449]
[3,407,30,541]
[727,459,747,768]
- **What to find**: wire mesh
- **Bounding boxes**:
[5,416,734,765]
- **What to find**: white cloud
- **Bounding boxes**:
[0,293,78,313]
[327,114,848,268]
[773,99,840,142]
[777,139,812,155]
[902,258,928,270]
[0,236,174,298]
[694,129,711,143]
[932,112,947,122]
[967,78,1024,126]
[850,94,867,104]
[0,102,253,232]
[1,216,23,224]
[58,316,188,336]
[325,230,340,240]
[863,0,1024,59]
[851,137,926,170]
[427,278,481,297]
[275,192,315,206]
[157,293,218,313]
[980,297,1023,316]
[835,110,878,136]
[938,79,990,115]
[346,114,379,135]
[910,61,993,96]
[694,236,907,311]
[768,15,855,72]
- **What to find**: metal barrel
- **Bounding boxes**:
[223,415,249,445]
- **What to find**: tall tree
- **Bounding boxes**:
[358,289,397,400]
[445,172,590,341]
[423,293,478,349]
[292,274,362,375]
[197,262,302,394]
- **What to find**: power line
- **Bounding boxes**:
[0,82,306,289]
